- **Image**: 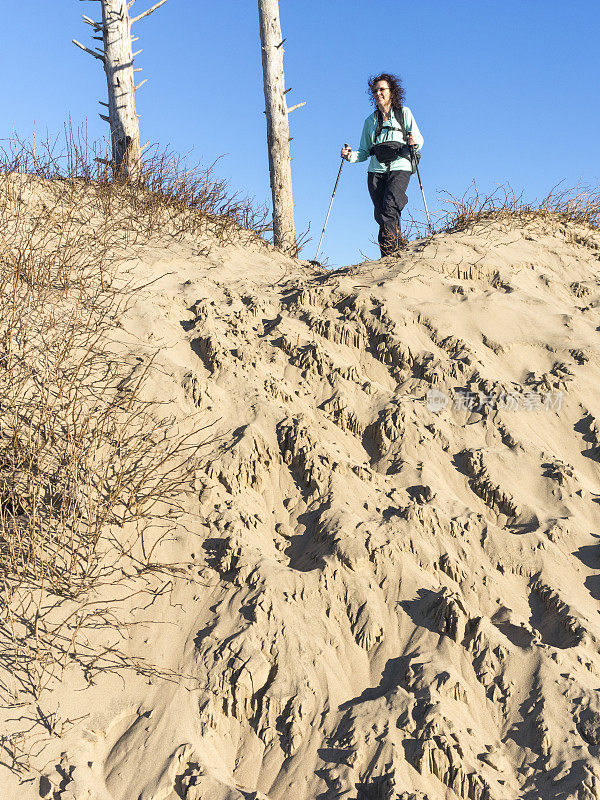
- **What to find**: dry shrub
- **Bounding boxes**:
[0,128,247,739]
[395,183,600,249]
[1,125,271,252]
[434,182,600,236]
[0,159,207,597]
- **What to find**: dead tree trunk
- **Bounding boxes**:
[258,0,300,255]
[73,0,169,179]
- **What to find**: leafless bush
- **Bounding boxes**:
[0,159,211,596]
[433,182,600,236]
[0,123,294,776]
[1,124,271,251]
[393,183,600,249]
[0,123,270,595]
[0,128,233,742]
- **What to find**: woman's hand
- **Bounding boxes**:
[406,134,417,147]
[340,144,352,160]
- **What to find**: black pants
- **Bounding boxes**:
[367,170,411,256]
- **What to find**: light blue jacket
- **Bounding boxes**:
[348,106,424,173]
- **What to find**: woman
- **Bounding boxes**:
[341,73,424,256]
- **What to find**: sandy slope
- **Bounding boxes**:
[4,204,600,800]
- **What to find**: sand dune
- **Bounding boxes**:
[2,178,600,800]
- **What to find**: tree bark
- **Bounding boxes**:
[100,0,141,179]
[258,0,296,254]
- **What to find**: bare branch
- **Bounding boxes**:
[132,49,143,57]
[99,113,111,123]
[140,140,150,151]
[134,79,148,91]
[127,0,137,7]
[81,14,103,29]
[131,0,168,24]
[72,39,105,61]
[98,101,109,107]
[287,102,306,114]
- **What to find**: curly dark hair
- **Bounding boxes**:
[367,73,405,110]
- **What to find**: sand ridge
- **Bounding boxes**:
[3,195,600,799]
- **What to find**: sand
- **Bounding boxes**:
[2,186,600,800]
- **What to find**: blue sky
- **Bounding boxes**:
[2,1,598,267]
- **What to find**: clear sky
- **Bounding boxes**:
[2,1,598,267]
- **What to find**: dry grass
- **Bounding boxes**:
[437,182,600,235]
[0,128,255,761]
[430,183,600,238]
[0,139,210,597]
[394,183,600,250]
[1,125,271,252]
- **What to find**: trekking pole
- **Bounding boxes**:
[409,144,434,235]
[312,147,347,264]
